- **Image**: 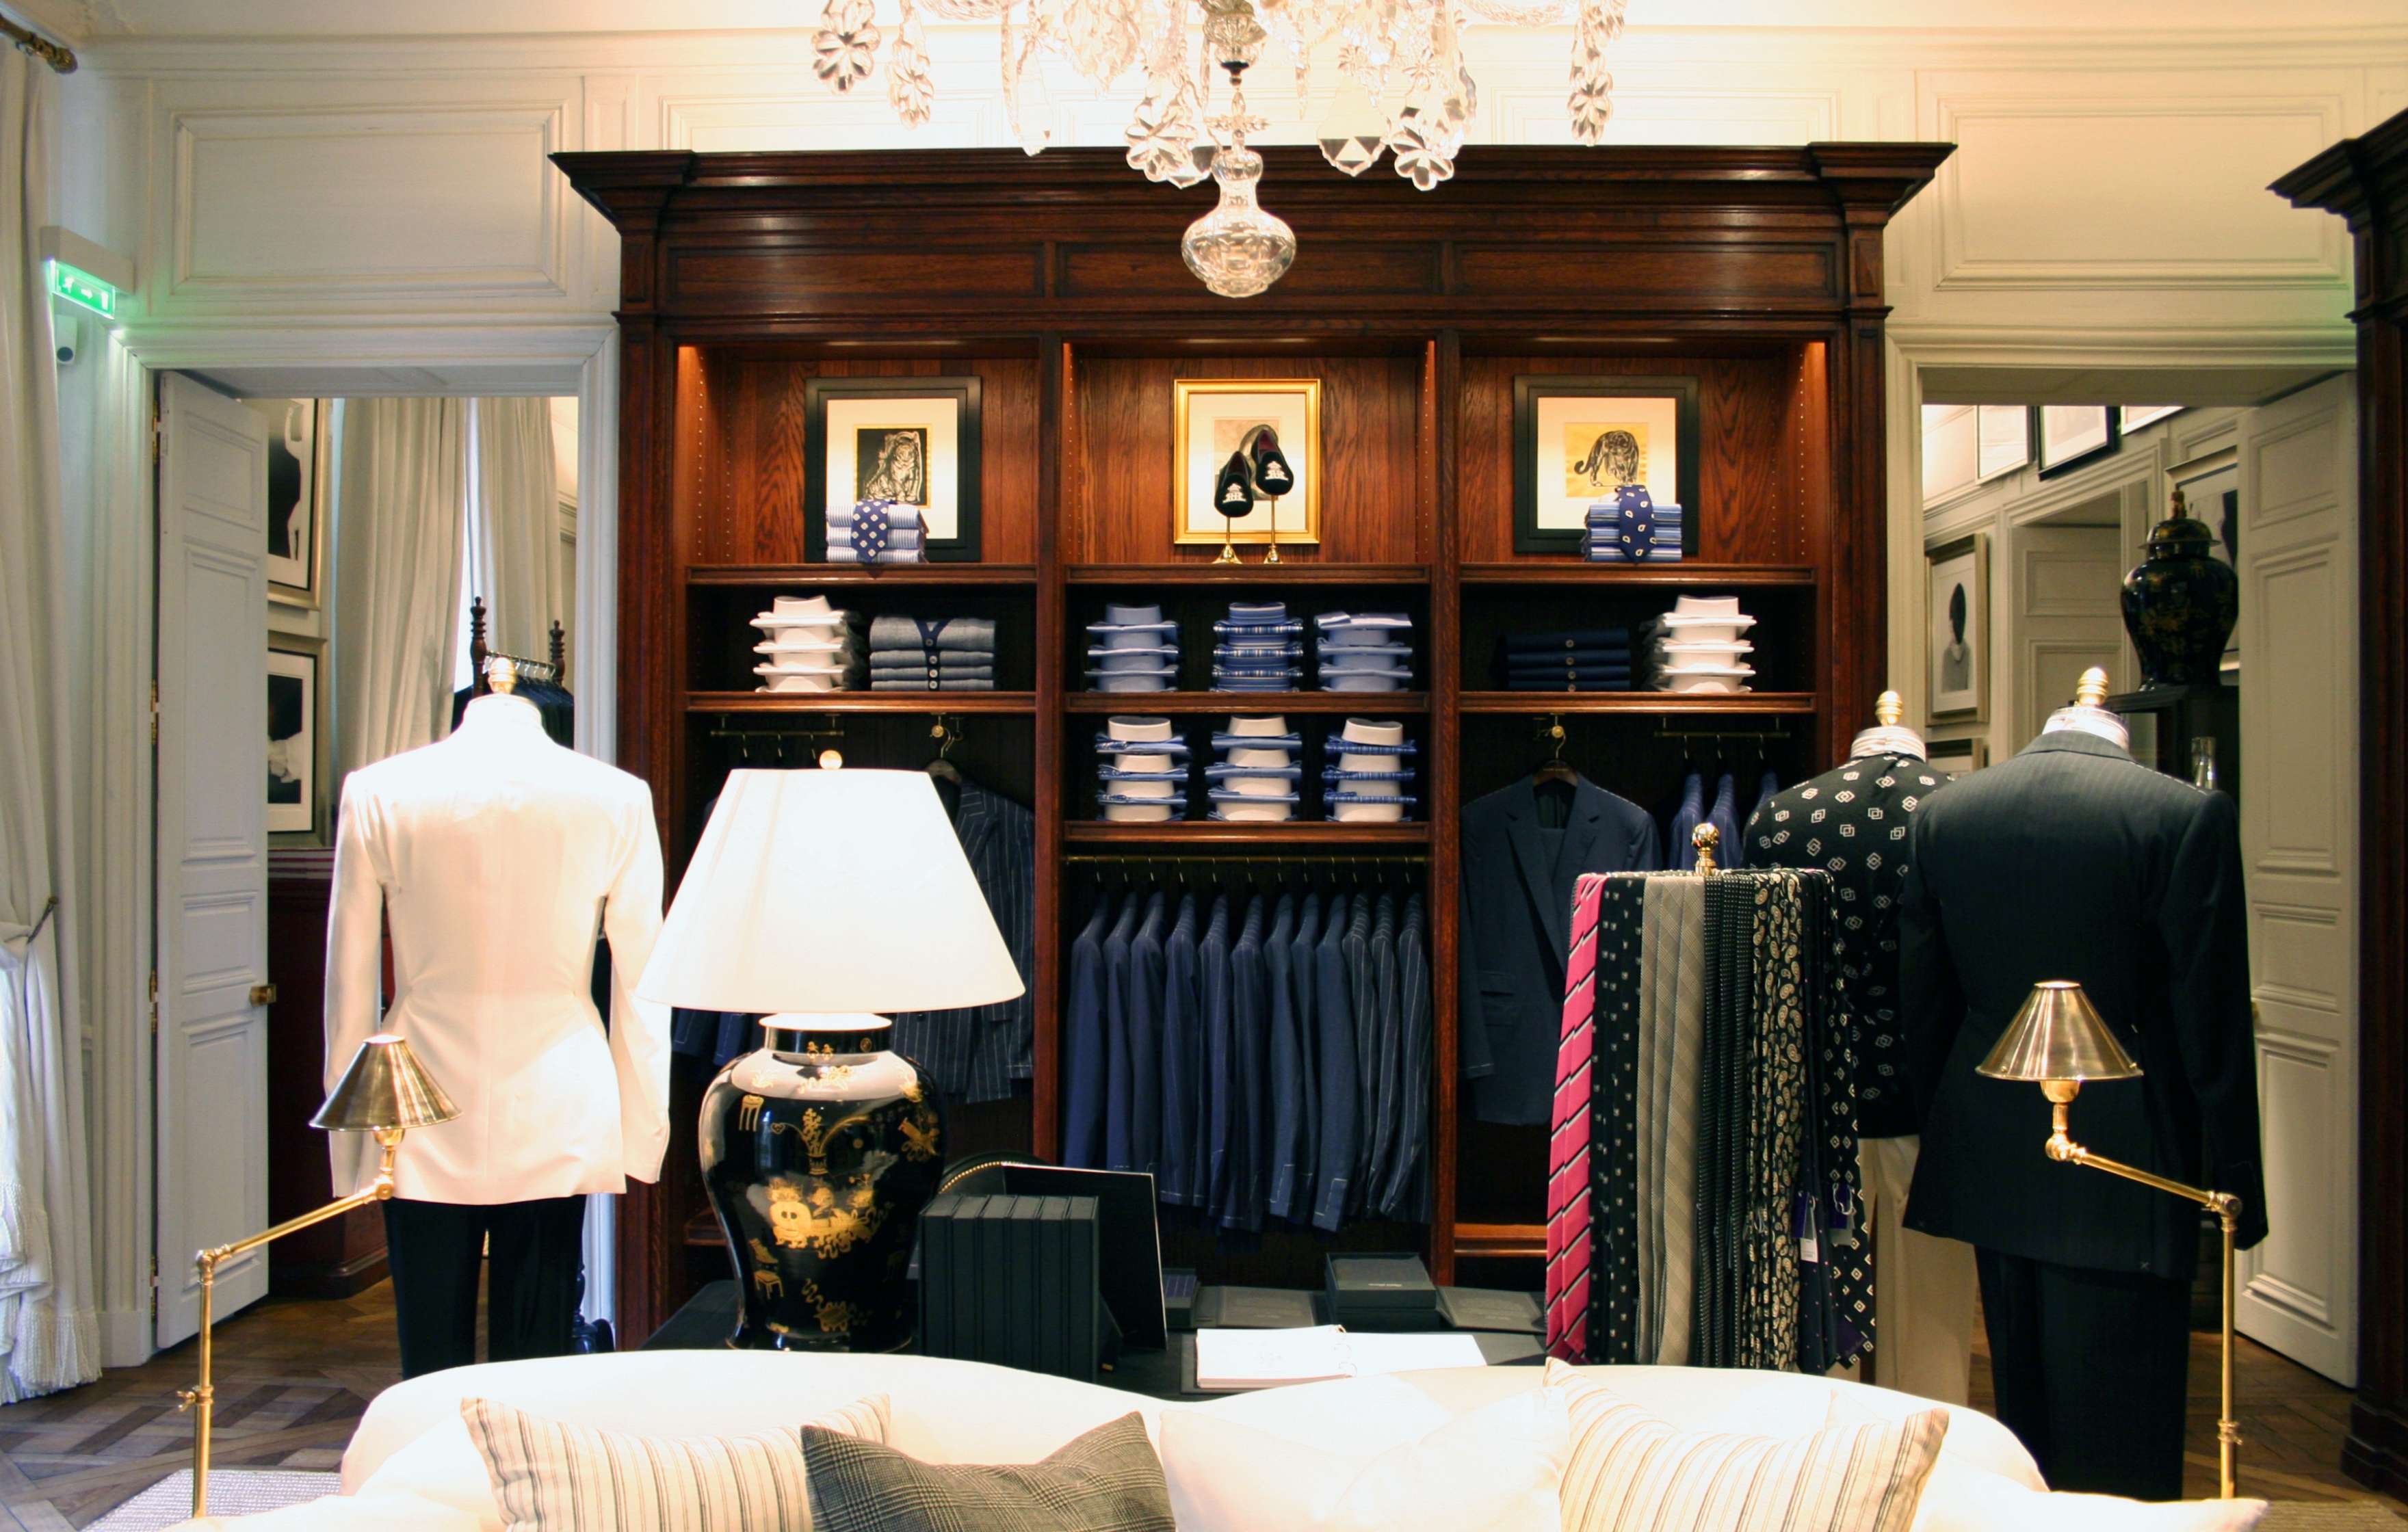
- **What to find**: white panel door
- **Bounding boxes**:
[2234,375,2357,1384]
[155,373,272,1347]
[2007,522,2128,745]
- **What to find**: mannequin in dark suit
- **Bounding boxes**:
[1900,728,2266,1499]
[1460,776,1660,1124]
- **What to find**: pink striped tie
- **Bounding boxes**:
[1545,873,1610,1362]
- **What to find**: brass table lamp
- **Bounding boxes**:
[1978,981,2245,1499]
[175,1033,459,1518]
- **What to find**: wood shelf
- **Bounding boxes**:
[1066,691,1429,713]
[1452,1222,1546,1260]
[688,564,1039,587]
[1066,562,1429,585]
[1458,562,1816,587]
[687,691,1037,714]
[1457,691,1818,715]
[1064,821,1430,847]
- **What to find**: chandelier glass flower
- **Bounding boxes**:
[811,0,1630,296]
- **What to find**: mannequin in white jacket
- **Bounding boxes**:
[324,689,669,1375]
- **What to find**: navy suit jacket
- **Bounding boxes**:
[1101,893,1142,1172]
[1264,894,1307,1223]
[1063,897,1113,1166]
[1459,776,1661,1124]
[1342,895,1378,1213]
[1127,891,1168,1179]
[1199,895,1235,1225]
[1378,893,1432,1219]
[1159,895,1201,1206]
[1361,893,1403,1214]
[1289,893,1324,1221]
[1225,897,1270,1232]
[1311,894,1358,1231]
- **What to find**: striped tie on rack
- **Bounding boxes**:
[1545,873,1610,1362]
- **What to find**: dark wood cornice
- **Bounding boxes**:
[2272,107,2408,319]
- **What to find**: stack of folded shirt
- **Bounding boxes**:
[1584,484,1684,563]
[1645,594,1757,694]
[1212,602,1304,693]
[824,499,925,565]
[1207,715,1301,822]
[1497,626,1634,691]
[1085,603,1182,694]
[1095,715,1192,823]
[866,614,997,692]
[1313,611,1415,693]
[748,594,863,692]
[1320,717,1417,823]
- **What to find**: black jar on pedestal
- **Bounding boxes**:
[2121,488,2238,687]
[698,1018,944,1352]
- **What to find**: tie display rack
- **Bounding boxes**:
[560,139,1950,1337]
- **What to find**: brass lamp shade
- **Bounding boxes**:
[311,1033,460,1133]
[1977,980,2143,1084]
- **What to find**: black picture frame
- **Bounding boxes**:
[1511,375,1701,556]
[2033,405,2120,479]
[803,376,984,563]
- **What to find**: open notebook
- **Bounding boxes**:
[1193,1325,1486,1391]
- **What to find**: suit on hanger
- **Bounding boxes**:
[1160,894,1202,1206]
[1287,893,1324,1222]
[1900,728,2265,1498]
[1380,893,1432,1219]
[1062,895,1113,1168]
[1226,897,1270,1231]
[324,694,670,1375]
[1342,894,1378,1211]
[1459,776,1662,1125]
[1264,894,1307,1224]
[1127,891,1169,1180]
[1311,894,1358,1232]
[1707,771,1742,869]
[1101,893,1143,1172]
[1199,895,1235,1223]
[887,775,1036,1103]
[1363,893,1404,1212]
[1664,769,1705,873]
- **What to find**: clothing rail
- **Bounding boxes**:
[1,14,75,72]
[1064,853,1428,867]
[1652,724,1791,742]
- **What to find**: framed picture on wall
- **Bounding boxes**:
[1512,375,1699,555]
[257,397,330,607]
[267,633,328,845]
[2034,406,2119,478]
[1925,736,1989,778]
[2119,404,2183,434]
[804,378,983,562]
[1927,532,1989,722]
[1976,405,2030,481]
[1171,378,1324,548]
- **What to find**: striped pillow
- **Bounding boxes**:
[1547,1360,1947,1532]
[462,1392,890,1531]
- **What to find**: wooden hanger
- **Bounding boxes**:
[926,715,965,784]
[1532,715,1580,786]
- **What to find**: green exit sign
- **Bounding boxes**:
[49,260,116,319]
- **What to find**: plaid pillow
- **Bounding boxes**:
[800,1412,1173,1532]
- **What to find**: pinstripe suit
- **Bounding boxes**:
[888,777,1036,1102]
[1062,896,1112,1167]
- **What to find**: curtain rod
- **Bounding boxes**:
[1,14,76,74]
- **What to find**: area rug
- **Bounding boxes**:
[89,1468,339,1529]
[2260,1503,2408,1531]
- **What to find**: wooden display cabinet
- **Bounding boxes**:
[558,142,1949,1340]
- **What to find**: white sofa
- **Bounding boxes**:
[183,1349,2262,1531]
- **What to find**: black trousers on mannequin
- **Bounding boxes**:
[1975,1247,2192,1500]
[383,1196,586,1379]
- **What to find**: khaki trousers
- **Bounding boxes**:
[1846,1135,1978,1405]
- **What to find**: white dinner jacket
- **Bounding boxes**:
[323,694,670,1204]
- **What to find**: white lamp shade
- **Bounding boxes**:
[636,768,1025,1016]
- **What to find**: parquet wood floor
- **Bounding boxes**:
[3,1280,2396,1527]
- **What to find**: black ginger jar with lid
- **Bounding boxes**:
[2121,486,2238,688]
[698,1016,945,1352]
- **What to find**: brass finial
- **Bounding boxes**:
[488,655,519,696]
[2169,486,2187,521]
[2073,666,2109,709]
[1874,689,1902,728]
[1692,822,1719,875]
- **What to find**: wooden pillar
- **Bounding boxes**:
[2273,105,2408,1501]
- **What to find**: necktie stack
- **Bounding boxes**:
[1313,611,1415,694]
[1212,602,1304,693]
[748,594,863,691]
[825,498,925,564]
[1320,717,1418,823]
[1207,714,1300,821]
[1095,714,1192,822]
[1085,603,1181,694]
[1584,485,1684,563]
[865,614,997,691]
[1497,627,1634,691]
[1646,595,1756,694]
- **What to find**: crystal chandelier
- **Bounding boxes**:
[809,0,1630,297]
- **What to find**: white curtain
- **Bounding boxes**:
[0,47,101,1403]
[471,398,564,670]
[335,398,467,778]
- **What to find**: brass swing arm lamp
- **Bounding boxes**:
[1978,981,2245,1500]
[174,1033,460,1519]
